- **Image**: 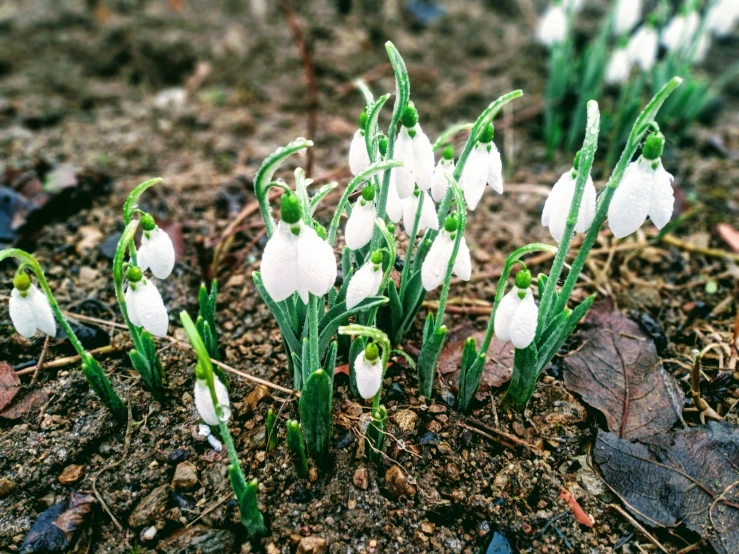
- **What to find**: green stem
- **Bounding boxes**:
[309,294,320,373]
[432,122,474,151]
[113,220,146,354]
[399,192,424,299]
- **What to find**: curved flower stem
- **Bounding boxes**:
[113,220,146,355]
[123,178,161,264]
[365,219,397,326]
[338,324,391,410]
[432,122,474,151]
[309,294,320,374]
[399,192,424,299]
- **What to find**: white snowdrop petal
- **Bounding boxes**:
[510,290,538,349]
[125,286,142,327]
[431,159,454,203]
[260,222,300,302]
[29,285,56,337]
[547,174,576,243]
[412,125,435,191]
[403,191,437,235]
[460,145,488,210]
[345,200,376,250]
[486,144,504,194]
[354,352,383,400]
[134,281,169,337]
[453,236,472,281]
[137,241,152,275]
[385,175,405,224]
[608,160,652,238]
[297,226,337,302]
[628,26,659,71]
[494,288,521,343]
[421,232,454,291]
[194,378,230,426]
[346,262,383,309]
[419,191,439,232]
[394,127,415,199]
[648,161,675,230]
[536,4,567,47]
[143,228,176,279]
[614,0,641,35]
[349,130,371,176]
[575,176,597,234]
[605,48,631,85]
[9,288,37,338]
[707,0,739,37]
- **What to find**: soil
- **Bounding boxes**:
[1,1,738,553]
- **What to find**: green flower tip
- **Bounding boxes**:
[465,337,476,347]
[280,193,302,224]
[514,268,532,290]
[127,265,143,283]
[401,102,419,129]
[364,342,380,362]
[444,213,459,233]
[13,272,31,292]
[358,110,368,130]
[140,212,156,232]
[646,12,659,27]
[370,250,383,265]
[378,135,388,157]
[442,144,454,161]
[478,123,494,144]
[642,132,665,161]
[288,419,300,432]
[313,222,327,240]
[573,150,582,172]
[267,407,275,417]
[195,362,206,380]
[313,368,326,378]
[413,188,420,198]
[387,222,395,234]
[617,35,629,48]
[361,184,376,202]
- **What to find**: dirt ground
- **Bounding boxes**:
[1,1,738,553]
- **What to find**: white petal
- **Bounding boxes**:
[628,26,659,71]
[393,127,415,199]
[137,240,152,277]
[614,0,641,35]
[125,286,142,327]
[29,285,56,337]
[510,290,538,349]
[141,228,176,279]
[576,176,597,234]
[354,352,383,400]
[412,125,435,191]
[349,130,371,176]
[9,288,38,338]
[346,262,382,309]
[486,143,504,194]
[385,175,405,224]
[608,160,652,238]
[460,145,488,210]
[297,226,337,302]
[453,236,472,281]
[431,159,455,203]
[536,4,567,46]
[260,221,300,302]
[647,160,675,230]
[605,48,631,85]
[421,232,454,291]
[132,281,169,337]
[345,200,376,250]
[494,288,521,343]
[543,171,575,243]
[707,0,739,37]
[403,191,438,235]
[194,377,230,426]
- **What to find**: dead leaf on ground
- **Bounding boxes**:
[716,223,739,253]
[594,422,739,554]
[438,325,513,391]
[0,389,49,420]
[563,304,683,440]
[20,491,95,553]
[0,361,21,411]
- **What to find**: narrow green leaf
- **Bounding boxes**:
[299,369,333,468]
[252,272,301,355]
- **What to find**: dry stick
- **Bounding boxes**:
[279,0,317,177]
[661,234,739,263]
[16,345,119,376]
[609,504,671,554]
[463,418,541,452]
[30,335,50,385]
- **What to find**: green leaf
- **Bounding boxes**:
[123,178,162,224]
[226,468,266,538]
[335,268,354,307]
[299,369,333,469]
[80,356,126,420]
[309,182,338,215]
[502,343,540,412]
[387,279,403,321]
[323,341,338,385]
[458,339,484,413]
[417,323,446,398]
[317,296,388,358]
[252,272,301,355]
[535,309,572,368]
[366,405,388,463]
[365,93,391,159]
[286,420,309,478]
[301,337,311,385]
[348,337,365,397]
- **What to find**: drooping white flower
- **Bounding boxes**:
[345,186,376,251]
[707,0,739,37]
[421,215,471,291]
[392,111,435,199]
[613,0,641,35]
[194,376,231,426]
[661,10,700,53]
[430,157,456,203]
[627,25,659,71]
[385,172,405,224]
[692,31,711,63]
[349,129,371,176]
[346,253,383,309]
[354,344,383,400]
[608,134,674,238]
[125,279,169,337]
[9,280,56,339]
[536,3,567,47]
[402,189,438,235]
[541,168,597,243]
[494,278,539,350]
[605,46,631,85]
[138,226,176,280]
[459,129,504,210]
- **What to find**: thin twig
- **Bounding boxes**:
[30,335,50,385]
[661,234,739,262]
[609,504,670,554]
[462,418,541,452]
[16,345,120,376]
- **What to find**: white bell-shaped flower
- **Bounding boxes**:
[354,343,383,400]
[661,11,700,53]
[536,3,567,47]
[627,25,659,71]
[692,31,711,63]
[385,172,405,224]
[608,133,674,239]
[194,375,231,426]
[605,46,631,85]
[9,277,56,339]
[349,129,371,176]
[392,104,435,198]
[494,274,539,350]
[430,153,456,203]
[707,0,739,37]
[345,186,376,251]
[260,194,337,304]
[459,126,503,210]
[613,0,641,35]
[346,252,383,309]
[138,220,176,280]
[486,142,504,195]
[421,215,472,291]
[541,166,596,243]
[125,277,169,337]
[402,189,438,235]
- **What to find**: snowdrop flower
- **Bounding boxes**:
[355,343,383,400]
[421,214,472,291]
[541,155,597,243]
[346,251,383,309]
[459,124,503,210]
[194,369,231,426]
[260,193,337,304]
[536,2,567,47]
[608,131,674,238]
[494,269,538,350]
[707,0,739,37]
[613,0,641,35]
[661,9,700,53]
[402,188,438,235]
[605,42,631,85]
[430,144,456,203]
[137,213,175,280]
[349,111,371,176]
[385,173,405,224]
[125,266,169,337]
[345,185,376,250]
[628,22,659,71]
[392,103,435,198]
[8,273,56,339]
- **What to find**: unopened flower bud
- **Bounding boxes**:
[401,102,419,129]
[13,272,31,293]
[140,213,156,232]
[127,265,143,283]
[280,193,302,225]
[478,123,494,144]
[642,132,665,161]
[361,184,376,202]
[364,342,379,362]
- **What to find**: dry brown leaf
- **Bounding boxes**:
[0,361,21,412]
[438,325,513,390]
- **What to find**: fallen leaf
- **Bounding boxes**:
[716,223,739,253]
[0,361,21,411]
[20,491,95,553]
[594,423,739,554]
[560,487,594,527]
[0,389,48,420]
[563,304,683,440]
[438,325,513,390]
[75,225,104,255]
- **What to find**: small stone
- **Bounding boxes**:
[385,465,416,499]
[426,420,442,432]
[308,467,319,482]
[347,498,357,509]
[141,526,157,541]
[353,468,369,490]
[266,544,280,554]
[297,536,328,554]
[172,461,199,490]
[78,266,100,283]
[394,409,418,432]
[0,477,15,498]
[128,484,171,528]
[421,522,435,534]
[428,404,446,414]
[437,441,452,455]
[58,464,85,485]
[244,385,271,412]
